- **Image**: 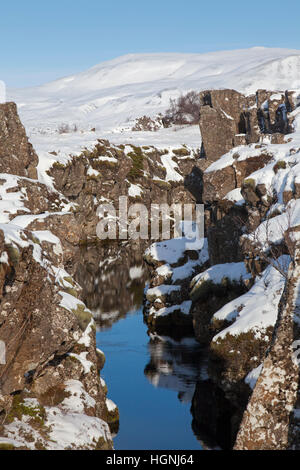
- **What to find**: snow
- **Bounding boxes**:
[0,174,30,223]
[128,182,143,198]
[31,230,63,257]
[6,48,300,184]
[246,199,300,250]
[11,211,72,229]
[68,352,93,375]
[129,265,144,280]
[146,284,181,300]
[160,153,183,182]
[46,408,111,450]
[59,291,90,316]
[1,46,300,449]
[149,300,192,318]
[156,264,173,278]
[212,257,289,341]
[1,390,112,451]
[100,377,106,388]
[191,262,251,291]
[62,380,96,413]
[0,251,8,264]
[87,167,100,177]
[205,145,264,174]
[78,320,94,347]
[9,48,300,137]
[31,230,61,246]
[270,93,284,101]
[225,188,245,205]
[145,236,207,265]
[106,398,117,413]
[171,258,205,283]
[245,364,263,390]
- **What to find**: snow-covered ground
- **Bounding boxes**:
[9,47,300,135]
[5,47,300,181]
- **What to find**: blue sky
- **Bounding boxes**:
[1,0,300,88]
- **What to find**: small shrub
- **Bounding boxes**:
[51,161,66,170]
[132,115,162,132]
[163,91,201,126]
[57,123,70,134]
[57,123,78,134]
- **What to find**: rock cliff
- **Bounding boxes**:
[193,88,300,449]
[0,104,114,450]
[144,88,300,449]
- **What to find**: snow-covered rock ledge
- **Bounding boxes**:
[143,236,209,332]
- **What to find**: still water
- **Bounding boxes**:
[96,309,204,450]
[75,243,205,450]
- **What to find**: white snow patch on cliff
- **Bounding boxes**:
[212,258,289,341]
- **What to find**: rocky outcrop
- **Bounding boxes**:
[187,89,300,449]
[0,103,38,179]
[143,237,209,334]
[0,104,114,450]
[48,141,204,240]
[199,89,249,161]
[190,262,250,345]
[234,252,300,450]
[0,225,113,449]
[202,151,273,203]
[199,89,295,162]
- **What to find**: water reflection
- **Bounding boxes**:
[144,333,204,403]
[76,243,230,449]
[74,242,149,329]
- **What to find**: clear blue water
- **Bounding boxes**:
[96,308,203,450]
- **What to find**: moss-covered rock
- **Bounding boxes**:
[95,436,114,450]
[273,160,287,174]
[242,178,256,189]
[0,443,16,450]
[6,394,46,427]
[6,245,20,267]
[96,349,106,372]
[71,304,93,331]
[104,399,120,435]
[151,179,171,190]
[210,326,274,391]
[127,146,144,181]
[190,278,244,303]
[173,147,190,156]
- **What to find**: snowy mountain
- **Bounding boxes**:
[9,47,300,134]
[6,47,300,185]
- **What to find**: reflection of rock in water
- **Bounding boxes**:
[73,242,149,329]
[145,331,240,449]
[144,332,204,403]
[191,379,241,450]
